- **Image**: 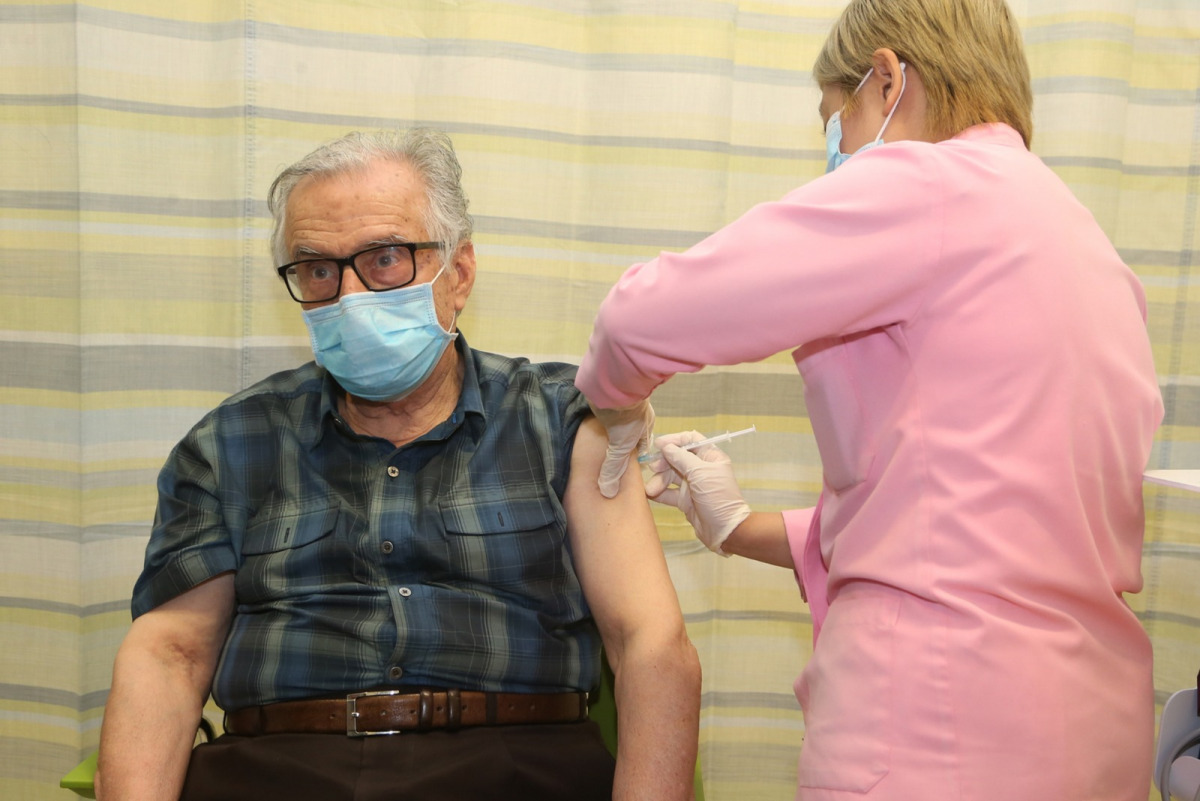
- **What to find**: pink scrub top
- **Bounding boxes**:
[576,124,1163,800]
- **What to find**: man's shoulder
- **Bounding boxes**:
[204,362,327,424]
[467,347,590,450]
[471,347,581,393]
[220,361,323,401]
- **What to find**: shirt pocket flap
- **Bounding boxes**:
[242,506,340,555]
[441,495,557,536]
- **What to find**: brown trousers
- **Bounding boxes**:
[179,721,616,800]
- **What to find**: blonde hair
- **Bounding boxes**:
[813,0,1033,147]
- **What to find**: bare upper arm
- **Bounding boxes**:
[564,417,686,654]
[121,572,236,688]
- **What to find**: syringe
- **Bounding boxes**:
[637,424,757,463]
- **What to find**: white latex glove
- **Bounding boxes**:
[643,430,751,555]
[589,399,655,498]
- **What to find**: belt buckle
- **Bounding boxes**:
[346,689,402,737]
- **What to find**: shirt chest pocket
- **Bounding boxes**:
[440,496,568,590]
[238,506,345,601]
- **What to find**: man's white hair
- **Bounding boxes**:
[267,127,473,270]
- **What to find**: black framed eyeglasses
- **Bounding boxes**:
[276,241,444,303]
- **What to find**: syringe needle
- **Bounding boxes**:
[637,424,757,463]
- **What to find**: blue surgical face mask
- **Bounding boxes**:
[302,264,458,402]
[825,63,907,173]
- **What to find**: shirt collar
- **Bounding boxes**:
[313,334,486,448]
[452,335,487,430]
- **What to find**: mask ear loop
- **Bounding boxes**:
[853,67,874,93]
[837,68,875,121]
[828,68,876,156]
[427,261,461,336]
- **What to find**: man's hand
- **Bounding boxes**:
[588,399,655,498]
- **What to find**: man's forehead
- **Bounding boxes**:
[283,163,430,256]
[287,161,427,215]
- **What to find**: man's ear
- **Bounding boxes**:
[450,241,476,312]
[871,47,905,116]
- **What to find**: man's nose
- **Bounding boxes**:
[339,265,369,297]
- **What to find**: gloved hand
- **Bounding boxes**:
[643,430,751,555]
[589,399,656,498]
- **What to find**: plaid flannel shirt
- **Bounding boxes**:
[132,337,598,709]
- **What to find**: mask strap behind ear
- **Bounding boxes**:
[854,68,874,93]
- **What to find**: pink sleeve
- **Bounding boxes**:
[782,507,816,574]
[575,146,944,407]
[784,506,816,604]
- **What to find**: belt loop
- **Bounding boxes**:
[418,689,434,730]
[577,691,588,721]
[486,691,498,725]
[446,688,461,730]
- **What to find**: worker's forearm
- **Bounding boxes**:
[722,511,793,568]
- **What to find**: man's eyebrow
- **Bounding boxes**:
[291,236,414,260]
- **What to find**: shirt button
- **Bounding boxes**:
[387,466,399,478]
[380,541,394,555]
[389,666,403,680]
[398,587,412,597]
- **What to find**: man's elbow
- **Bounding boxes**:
[615,626,702,691]
[673,635,702,693]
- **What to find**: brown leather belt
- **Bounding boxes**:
[224,689,590,737]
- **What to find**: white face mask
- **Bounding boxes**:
[825,62,907,173]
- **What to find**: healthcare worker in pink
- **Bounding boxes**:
[574,0,1164,799]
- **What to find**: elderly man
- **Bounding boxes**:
[95,128,700,801]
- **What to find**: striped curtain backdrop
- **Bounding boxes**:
[2,1,1197,799]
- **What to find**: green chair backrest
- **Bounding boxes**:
[59,750,97,798]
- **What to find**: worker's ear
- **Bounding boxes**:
[870,48,905,118]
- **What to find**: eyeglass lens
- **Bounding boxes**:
[286,244,416,302]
